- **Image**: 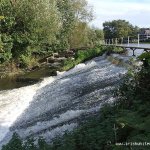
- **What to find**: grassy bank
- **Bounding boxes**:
[61,46,105,71]
[61,45,124,71]
[0,45,123,78]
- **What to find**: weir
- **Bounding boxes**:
[0,54,131,148]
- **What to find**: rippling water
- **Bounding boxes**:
[0,55,127,148]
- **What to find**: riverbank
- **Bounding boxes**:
[0,46,124,91]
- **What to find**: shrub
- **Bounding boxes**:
[62,46,105,71]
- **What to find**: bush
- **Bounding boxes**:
[138,52,150,67]
[19,55,39,69]
[2,133,24,150]
[0,34,13,63]
[102,46,124,55]
[62,46,105,71]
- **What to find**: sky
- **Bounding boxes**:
[87,0,150,29]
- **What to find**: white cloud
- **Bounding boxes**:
[87,0,150,28]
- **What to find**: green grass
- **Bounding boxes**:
[61,46,106,71]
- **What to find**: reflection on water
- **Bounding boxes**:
[0,66,57,91]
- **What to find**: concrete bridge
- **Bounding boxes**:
[102,44,150,56]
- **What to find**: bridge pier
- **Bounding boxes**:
[128,48,136,56]
[138,34,140,46]
[128,36,130,46]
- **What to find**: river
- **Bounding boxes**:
[0,66,58,91]
[0,54,128,148]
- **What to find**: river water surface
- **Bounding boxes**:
[0,54,128,148]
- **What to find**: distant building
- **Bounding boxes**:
[139,28,150,40]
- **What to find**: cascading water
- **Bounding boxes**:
[0,55,127,148]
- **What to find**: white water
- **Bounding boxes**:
[0,77,55,147]
[0,55,127,148]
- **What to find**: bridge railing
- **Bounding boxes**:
[100,34,150,46]
[99,34,150,56]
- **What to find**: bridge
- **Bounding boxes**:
[102,44,150,56]
[100,34,150,56]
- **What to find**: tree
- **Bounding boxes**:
[0,0,61,58]
[103,20,138,39]
[0,0,95,67]
[91,28,104,45]
[56,0,93,50]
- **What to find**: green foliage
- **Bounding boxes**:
[62,58,75,71]
[75,46,103,61]
[62,46,105,71]
[102,45,124,55]
[0,0,97,69]
[23,138,37,150]
[69,22,90,48]
[19,55,38,69]
[69,23,104,49]
[0,34,13,63]
[2,133,24,150]
[38,138,50,150]
[103,20,139,39]
[94,28,104,44]
[56,0,93,50]
[138,52,150,67]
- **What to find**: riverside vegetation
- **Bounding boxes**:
[0,0,104,77]
[0,1,140,77]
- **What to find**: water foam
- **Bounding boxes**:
[0,77,55,144]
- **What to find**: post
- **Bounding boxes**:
[131,48,136,56]
[113,124,117,143]
[112,39,113,45]
[121,37,123,45]
[46,58,48,64]
[128,36,130,46]
[116,38,118,45]
[109,39,110,45]
[105,39,107,45]
[138,34,140,46]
